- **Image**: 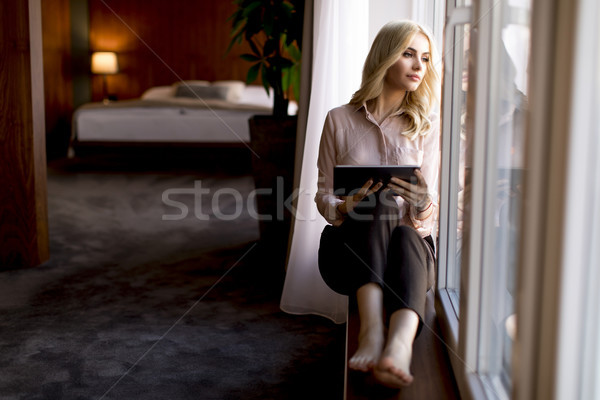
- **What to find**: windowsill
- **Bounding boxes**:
[435,288,488,400]
[480,374,510,400]
[435,288,459,349]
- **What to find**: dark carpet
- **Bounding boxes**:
[0,153,345,400]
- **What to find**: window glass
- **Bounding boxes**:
[478,0,530,393]
[440,0,531,396]
[445,23,471,317]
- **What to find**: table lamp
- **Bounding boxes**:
[91,52,119,104]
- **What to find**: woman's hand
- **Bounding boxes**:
[386,169,432,211]
[337,179,384,215]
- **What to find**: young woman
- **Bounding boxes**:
[315,20,440,388]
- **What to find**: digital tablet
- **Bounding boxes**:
[333,165,419,196]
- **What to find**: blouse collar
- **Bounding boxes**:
[356,101,406,118]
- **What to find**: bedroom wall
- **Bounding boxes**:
[41,0,255,157]
[87,0,253,102]
[42,0,74,159]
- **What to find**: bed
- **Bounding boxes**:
[70,80,295,153]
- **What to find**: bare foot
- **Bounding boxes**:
[373,339,414,388]
[348,324,384,372]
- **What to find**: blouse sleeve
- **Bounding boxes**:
[408,114,441,236]
[314,111,345,226]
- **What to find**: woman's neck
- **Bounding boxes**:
[369,87,407,124]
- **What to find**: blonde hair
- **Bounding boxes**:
[350,20,440,140]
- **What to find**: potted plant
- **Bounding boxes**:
[227,0,302,118]
[227,0,303,263]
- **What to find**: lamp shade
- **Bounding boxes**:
[91,52,119,74]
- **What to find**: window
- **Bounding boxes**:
[436,3,471,336]
[440,21,470,318]
[437,0,531,397]
[477,3,530,393]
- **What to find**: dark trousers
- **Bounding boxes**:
[318,192,435,333]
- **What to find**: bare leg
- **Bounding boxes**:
[373,308,419,387]
[349,283,385,372]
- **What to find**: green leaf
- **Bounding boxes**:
[263,38,278,58]
[261,66,271,95]
[269,56,293,68]
[225,28,245,54]
[281,2,293,15]
[229,19,245,37]
[240,53,261,62]
[263,7,274,36]
[248,39,261,58]
[242,1,262,17]
[290,63,300,100]
[281,67,291,92]
[285,42,301,61]
[227,8,243,23]
[247,62,261,84]
[245,15,262,37]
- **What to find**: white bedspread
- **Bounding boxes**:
[74,104,265,143]
[72,85,295,144]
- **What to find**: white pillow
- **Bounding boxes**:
[174,85,230,100]
[212,80,246,102]
[173,80,210,88]
[237,85,273,107]
[140,86,175,100]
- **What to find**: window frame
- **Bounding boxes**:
[514,0,600,398]
[436,2,491,399]
[435,0,471,361]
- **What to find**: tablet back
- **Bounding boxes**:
[333,165,419,196]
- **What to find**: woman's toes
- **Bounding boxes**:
[349,355,373,372]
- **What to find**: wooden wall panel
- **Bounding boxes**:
[42,0,73,159]
[0,0,49,268]
[88,0,253,101]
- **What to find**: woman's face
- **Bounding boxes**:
[385,33,431,93]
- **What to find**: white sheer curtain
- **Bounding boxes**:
[279,0,369,324]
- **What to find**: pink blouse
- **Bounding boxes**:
[314,103,440,237]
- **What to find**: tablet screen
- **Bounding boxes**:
[333,165,419,196]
